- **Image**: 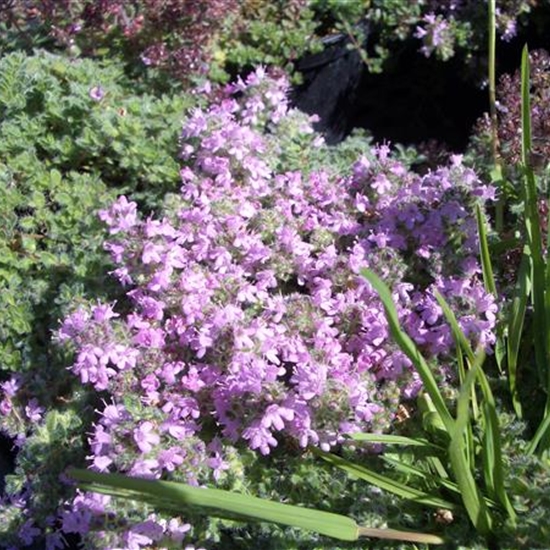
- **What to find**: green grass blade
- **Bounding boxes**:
[70,468,359,541]
[380,455,453,493]
[382,455,499,510]
[474,368,517,523]
[454,325,469,398]
[314,450,456,511]
[521,45,533,164]
[69,469,445,545]
[361,269,453,432]
[356,526,444,544]
[380,455,435,480]
[425,455,451,482]
[434,289,515,522]
[480,401,500,505]
[477,204,497,297]
[520,45,549,394]
[476,205,521,388]
[527,410,550,455]
[433,290,475,363]
[433,289,479,437]
[506,249,531,418]
[449,357,493,536]
[476,203,507,375]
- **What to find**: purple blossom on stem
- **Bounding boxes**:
[50,66,498,548]
[133,421,160,453]
[89,86,105,101]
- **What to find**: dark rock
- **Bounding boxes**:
[292,25,367,145]
[292,28,486,151]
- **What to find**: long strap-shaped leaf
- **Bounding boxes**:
[313,450,456,511]
[520,45,550,453]
[434,290,516,523]
[476,204,497,298]
[506,248,530,419]
[520,46,550,402]
[449,358,493,536]
[433,290,477,466]
[476,204,509,384]
[68,468,445,544]
[418,293,490,530]
[361,269,453,432]
[350,433,442,450]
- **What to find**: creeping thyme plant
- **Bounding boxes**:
[0,64,499,548]
[472,48,550,184]
[0,48,194,381]
[0,0,537,86]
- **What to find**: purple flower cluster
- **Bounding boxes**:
[63,67,496,451]
[421,1,521,47]
[40,68,497,547]
[1,1,239,82]
[414,13,455,60]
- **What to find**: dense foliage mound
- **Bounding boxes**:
[0,67,498,548]
[0,0,535,84]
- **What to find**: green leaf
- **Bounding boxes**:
[431,290,515,529]
[313,450,455,511]
[520,45,550,402]
[433,290,478,443]
[474,372,516,522]
[50,169,62,188]
[505,248,530,418]
[476,204,497,297]
[448,356,493,536]
[68,469,445,545]
[360,269,453,432]
[528,412,550,455]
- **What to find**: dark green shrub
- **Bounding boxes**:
[0,49,197,545]
[0,50,195,378]
[0,0,535,88]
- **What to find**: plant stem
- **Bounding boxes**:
[488,0,504,232]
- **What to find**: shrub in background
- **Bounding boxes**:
[473,48,550,174]
[0,49,193,375]
[208,0,320,82]
[0,67,498,548]
[310,0,534,73]
[0,0,319,85]
[0,1,238,79]
[0,0,536,88]
[0,49,197,548]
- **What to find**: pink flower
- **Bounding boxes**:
[158,448,185,472]
[124,521,164,550]
[261,405,294,431]
[242,421,278,455]
[57,308,90,340]
[133,421,160,453]
[24,398,44,422]
[91,455,113,472]
[129,458,161,478]
[18,520,41,545]
[371,173,392,195]
[0,375,21,397]
[92,302,119,323]
[89,86,105,101]
[99,195,138,234]
[62,508,91,535]
[89,424,112,455]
